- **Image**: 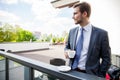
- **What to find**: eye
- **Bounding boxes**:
[74,12,77,14]
[73,12,77,15]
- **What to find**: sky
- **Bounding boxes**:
[0,0,75,35]
[0,0,120,54]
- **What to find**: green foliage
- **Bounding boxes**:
[0,28,4,42]
[16,28,36,42]
[0,22,68,43]
[38,34,52,42]
[52,37,57,43]
[0,23,17,42]
[0,23,37,42]
[37,32,68,44]
[0,56,4,60]
[52,37,65,44]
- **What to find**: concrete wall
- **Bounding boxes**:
[0,42,49,52]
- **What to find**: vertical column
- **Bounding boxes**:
[5,58,9,80]
[29,67,34,80]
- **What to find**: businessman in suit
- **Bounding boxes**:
[65,2,111,78]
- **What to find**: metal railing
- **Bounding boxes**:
[0,51,105,80]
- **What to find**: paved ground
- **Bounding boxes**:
[11,44,120,67]
[16,45,66,64]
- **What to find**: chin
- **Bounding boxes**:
[74,21,77,24]
[74,21,79,24]
[75,22,79,25]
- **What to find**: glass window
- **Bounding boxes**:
[9,60,24,80]
[0,56,5,80]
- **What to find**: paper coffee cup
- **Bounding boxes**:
[66,50,75,58]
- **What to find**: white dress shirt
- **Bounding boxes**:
[76,23,92,70]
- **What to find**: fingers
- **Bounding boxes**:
[64,52,69,58]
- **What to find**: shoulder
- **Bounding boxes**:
[92,25,108,34]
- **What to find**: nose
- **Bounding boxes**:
[72,15,74,19]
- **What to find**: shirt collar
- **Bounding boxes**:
[79,23,92,31]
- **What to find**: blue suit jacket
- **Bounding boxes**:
[65,25,111,77]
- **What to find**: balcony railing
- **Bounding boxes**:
[0,51,106,80]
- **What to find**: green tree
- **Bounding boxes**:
[0,27,4,42]
[16,27,36,42]
[0,23,17,42]
[0,23,37,42]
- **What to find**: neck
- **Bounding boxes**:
[80,19,89,27]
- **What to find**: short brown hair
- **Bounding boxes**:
[73,2,91,17]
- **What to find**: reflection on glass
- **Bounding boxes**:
[0,56,5,80]
[34,70,60,80]
[9,60,24,80]
[0,56,4,60]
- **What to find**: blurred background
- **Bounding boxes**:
[0,0,120,54]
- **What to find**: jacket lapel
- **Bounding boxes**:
[73,27,79,50]
[87,26,97,61]
[72,27,79,50]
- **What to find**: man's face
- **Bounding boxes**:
[72,7,83,24]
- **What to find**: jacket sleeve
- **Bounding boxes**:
[99,31,111,77]
[64,30,71,51]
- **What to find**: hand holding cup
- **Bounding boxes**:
[65,50,75,58]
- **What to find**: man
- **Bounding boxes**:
[65,2,111,78]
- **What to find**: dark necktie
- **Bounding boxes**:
[72,28,84,69]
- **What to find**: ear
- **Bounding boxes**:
[82,11,87,17]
